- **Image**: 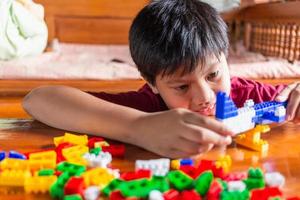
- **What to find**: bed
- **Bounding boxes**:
[0,0,299,98]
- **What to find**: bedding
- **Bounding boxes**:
[0,41,298,80]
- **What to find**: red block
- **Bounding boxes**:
[64,177,85,195]
[287,197,300,200]
[195,160,226,179]
[251,187,282,200]
[88,137,104,148]
[102,144,125,157]
[180,190,201,200]
[55,142,73,163]
[224,172,247,181]
[120,169,151,181]
[207,180,223,200]
[110,191,126,200]
[163,189,180,200]
[179,165,198,179]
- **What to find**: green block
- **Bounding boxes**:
[56,172,72,187]
[248,168,264,179]
[38,169,55,176]
[243,178,265,190]
[220,190,250,200]
[50,182,64,199]
[64,194,83,200]
[57,162,86,176]
[89,147,102,156]
[119,178,154,198]
[151,176,170,192]
[167,170,194,191]
[102,179,124,197]
[194,170,214,196]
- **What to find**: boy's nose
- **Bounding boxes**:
[191,88,215,107]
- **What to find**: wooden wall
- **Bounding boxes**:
[35,0,149,44]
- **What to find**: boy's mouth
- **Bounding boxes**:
[194,104,215,116]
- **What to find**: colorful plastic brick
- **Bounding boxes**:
[167,170,194,191]
[120,169,151,181]
[83,186,100,200]
[54,132,88,146]
[170,159,181,170]
[227,180,246,192]
[24,175,57,193]
[163,189,180,200]
[0,158,28,170]
[102,144,125,157]
[119,178,154,198]
[63,194,83,200]
[64,177,85,195]
[135,158,170,176]
[149,190,164,200]
[221,190,250,200]
[87,137,104,148]
[194,170,214,196]
[62,145,89,165]
[82,167,117,188]
[180,190,202,200]
[8,150,26,159]
[234,125,270,152]
[0,169,31,186]
[83,151,112,168]
[265,172,285,188]
[250,187,282,200]
[180,158,194,166]
[38,169,55,176]
[0,151,5,161]
[28,150,57,170]
[215,154,232,173]
[101,179,124,197]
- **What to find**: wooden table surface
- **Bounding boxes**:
[0,119,299,199]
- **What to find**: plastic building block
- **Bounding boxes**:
[57,162,86,176]
[83,186,100,200]
[109,190,126,200]
[179,165,198,179]
[224,172,247,181]
[163,189,180,200]
[215,154,232,173]
[119,178,154,198]
[250,187,282,200]
[38,169,55,176]
[167,170,194,191]
[63,194,83,200]
[196,160,226,179]
[54,133,88,146]
[24,175,57,193]
[194,170,214,196]
[135,158,170,176]
[180,158,194,166]
[265,172,285,188]
[120,169,151,181]
[234,125,270,152]
[62,145,89,165]
[0,169,32,186]
[8,150,26,159]
[215,92,286,134]
[220,190,250,200]
[0,158,29,170]
[206,179,224,200]
[102,144,125,157]
[87,137,104,149]
[227,180,246,192]
[89,147,102,156]
[28,150,57,170]
[180,190,202,200]
[151,175,170,193]
[101,179,124,197]
[64,177,85,195]
[0,151,5,161]
[243,168,265,190]
[171,159,181,170]
[50,172,72,199]
[149,190,164,200]
[82,167,117,188]
[83,151,112,168]
[94,141,110,148]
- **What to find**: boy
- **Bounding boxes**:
[23,0,300,158]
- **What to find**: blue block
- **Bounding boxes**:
[8,150,26,159]
[0,151,5,161]
[180,158,194,166]
[216,92,238,119]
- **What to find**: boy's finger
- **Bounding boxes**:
[275,83,299,102]
[182,124,232,145]
[286,91,300,120]
[183,112,234,136]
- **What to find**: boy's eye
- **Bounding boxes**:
[207,71,219,81]
[175,85,189,91]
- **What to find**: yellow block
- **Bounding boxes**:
[25,175,57,193]
[0,170,31,186]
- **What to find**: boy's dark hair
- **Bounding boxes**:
[129,0,229,85]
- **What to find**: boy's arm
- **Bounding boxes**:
[23,86,233,158]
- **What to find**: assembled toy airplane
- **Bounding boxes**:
[215,92,287,135]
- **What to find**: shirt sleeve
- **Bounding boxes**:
[230,77,286,108]
[87,84,168,113]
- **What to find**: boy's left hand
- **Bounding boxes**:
[275,82,300,123]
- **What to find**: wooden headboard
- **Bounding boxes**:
[35,0,149,44]
[223,1,300,62]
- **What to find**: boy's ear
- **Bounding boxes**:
[147,83,159,94]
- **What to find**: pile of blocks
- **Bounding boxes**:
[0,133,298,200]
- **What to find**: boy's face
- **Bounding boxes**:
[151,53,231,116]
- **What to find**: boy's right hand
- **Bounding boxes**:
[132,108,233,158]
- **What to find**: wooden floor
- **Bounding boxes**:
[0,78,298,118]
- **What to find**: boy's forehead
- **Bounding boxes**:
[158,54,222,82]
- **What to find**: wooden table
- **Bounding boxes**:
[0,119,299,199]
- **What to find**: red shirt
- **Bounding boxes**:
[88,77,286,112]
